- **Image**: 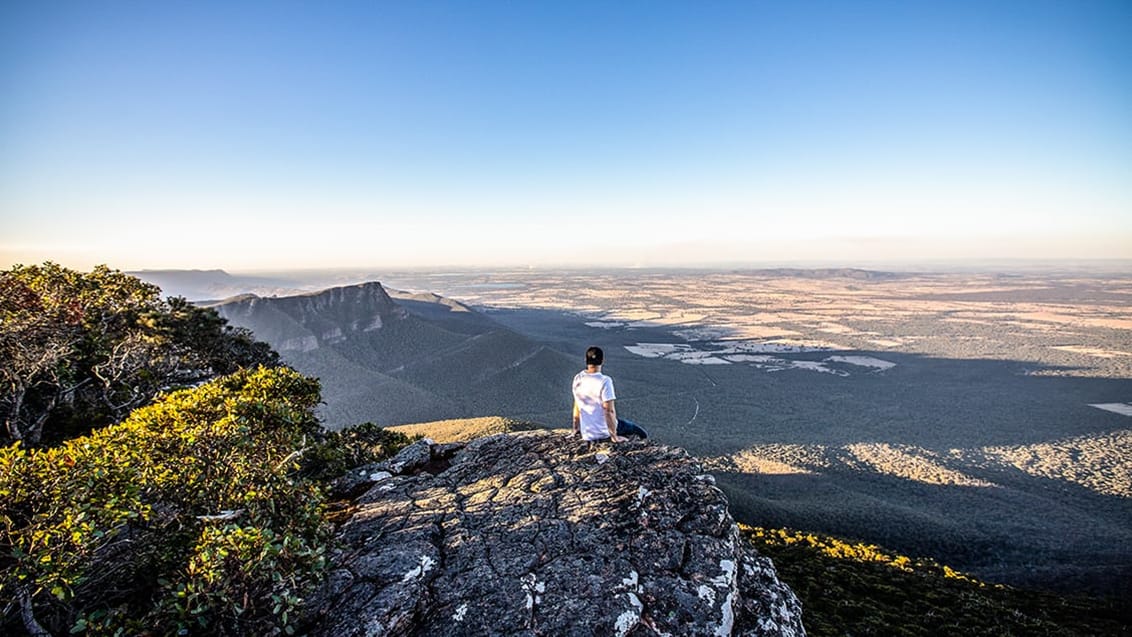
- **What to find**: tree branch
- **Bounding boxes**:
[196,509,245,522]
[17,588,51,637]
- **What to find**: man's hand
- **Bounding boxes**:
[610,434,626,443]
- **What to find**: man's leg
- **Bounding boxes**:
[617,418,648,439]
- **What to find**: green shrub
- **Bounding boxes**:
[302,421,417,483]
[1,366,326,636]
[156,524,322,635]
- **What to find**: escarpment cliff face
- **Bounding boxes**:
[306,431,806,636]
[213,282,411,353]
[210,282,577,428]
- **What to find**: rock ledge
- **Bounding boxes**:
[306,431,805,636]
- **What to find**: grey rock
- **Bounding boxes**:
[380,438,435,475]
[328,463,395,500]
[327,438,438,499]
[305,431,805,636]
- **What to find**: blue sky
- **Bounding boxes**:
[2,1,1130,270]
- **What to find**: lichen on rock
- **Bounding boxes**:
[305,431,805,636]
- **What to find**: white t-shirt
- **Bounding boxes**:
[572,370,616,441]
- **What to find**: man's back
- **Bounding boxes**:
[572,369,615,441]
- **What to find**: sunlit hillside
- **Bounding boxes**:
[387,415,545,443]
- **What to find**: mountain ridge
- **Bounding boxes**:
[129,268,304,301]
[211,281,577,428]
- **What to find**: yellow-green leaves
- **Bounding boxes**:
[1,367,327,635]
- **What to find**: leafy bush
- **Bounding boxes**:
[1,367,327,636]
[0,262,278,446]
[301,421,417,483]
[159,525,320,635]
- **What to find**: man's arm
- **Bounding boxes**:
[572,401,581,437]
[603,399,624,442]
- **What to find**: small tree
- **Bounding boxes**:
[0,263,278,446]
[0,264,95,444]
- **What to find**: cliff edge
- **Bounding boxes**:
[305,431,805,636]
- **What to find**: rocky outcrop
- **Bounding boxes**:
[305,432,805,636]
[214,282,409,351]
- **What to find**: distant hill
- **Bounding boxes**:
[733,268,907,280]
[129,269,304,301]
[210,282,577,428]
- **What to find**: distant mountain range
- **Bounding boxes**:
[208,281,576,428]
[130,267,915,302]
[128,269,306,301]
[733,268,907,280]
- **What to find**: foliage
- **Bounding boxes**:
[742,525,1131,636]
[0,367,327,636]
[0,262,278,446]
[301,421,416,483]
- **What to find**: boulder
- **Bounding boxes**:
[305,431,805,636]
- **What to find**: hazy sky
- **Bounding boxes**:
[2,1,1130,270]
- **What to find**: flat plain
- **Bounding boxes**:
[377,267,1132,596]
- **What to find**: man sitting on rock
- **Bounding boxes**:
[572,346,648,442]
